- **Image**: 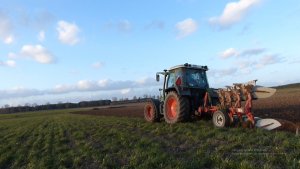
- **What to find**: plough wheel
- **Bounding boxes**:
[213,110,230,128]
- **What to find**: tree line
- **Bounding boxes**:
[0,100,111,114]
[0,94,161,114]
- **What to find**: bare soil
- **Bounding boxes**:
[252,88,300,133]
[72,103,145,118]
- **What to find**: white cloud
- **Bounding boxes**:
[219,67,238,76]
[176,18,198,39]
[38,30,45,42]
[102,20,133,33]
[121,88,131,94]
[288,58,300,64]
[0,86,41,100]
[234,54,283,72]
[20,44,54,64]
[145,21,165,30]
[102,21,114,31]
[4,35,14,44]
[237,60,254,69]
[0,78,162,100]
[218,68,238,77]
[118,20,132,33]
[136,77,158,86]
[235,60,257,74]
[92,62,104,69]
[77,80,96,90]
[209,0,261,28]
[19,10,55,30]
[8,52,18,59]
[53,84,75,94]
[98,79,109,87]
[239,47,265,57]
[57,20,80,45]
[5,60,16,67]
[0,60,16,67]
[256,54,282,68]
[219,48,238,59]
[219,47,266,59]
[208,67,238,77]
[0,11,15,44]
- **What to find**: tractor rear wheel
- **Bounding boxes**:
[212,110,230,128]
[144,100,160,122]
[163,91,190,124]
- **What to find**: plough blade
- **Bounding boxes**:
[252,86,277,99]
[255,118,282,130]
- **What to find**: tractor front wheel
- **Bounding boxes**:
[212,110,230,128]
[163,91,190,124]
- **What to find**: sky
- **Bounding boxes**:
[0,0,300,107]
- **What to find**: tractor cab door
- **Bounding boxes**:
[166,69,183,90]
[166,71,175,89]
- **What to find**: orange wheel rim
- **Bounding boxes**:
[146,105,153,119]
[167,97,177,120]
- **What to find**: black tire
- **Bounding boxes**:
[159,102,164,121]
[144,100,160,122]
[160,102,164,116]
[212,110,230,128]
[163,91,190,124]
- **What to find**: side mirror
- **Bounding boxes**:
[156,74,160,82]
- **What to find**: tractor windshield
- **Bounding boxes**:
[186,69,208,88]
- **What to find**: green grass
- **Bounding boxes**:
[0,110,299,169]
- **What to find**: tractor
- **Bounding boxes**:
[144,63,280,130]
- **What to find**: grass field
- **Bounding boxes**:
[0,109,299,169]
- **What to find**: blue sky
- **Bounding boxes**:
[0,0,299,106]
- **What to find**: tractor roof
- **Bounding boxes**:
[169,63,208,71]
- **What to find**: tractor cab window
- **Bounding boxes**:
[187,69,208,88]
[167,70,183,88]
[167,72,175,88]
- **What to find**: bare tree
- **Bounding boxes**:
[112,97,118,102]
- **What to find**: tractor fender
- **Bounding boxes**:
[173,86,192,96]
[165,87,191,96]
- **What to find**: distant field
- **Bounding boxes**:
[0,108,299,169]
